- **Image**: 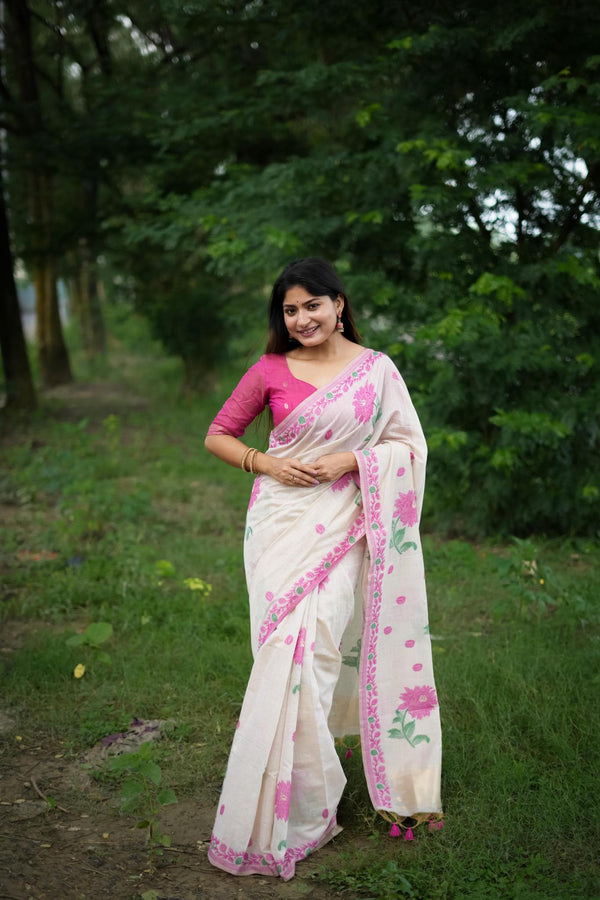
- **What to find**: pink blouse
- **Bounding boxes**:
[207,354,317,436]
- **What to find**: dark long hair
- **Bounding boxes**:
[265,257,362,354]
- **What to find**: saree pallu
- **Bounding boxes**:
[208,349,442,880]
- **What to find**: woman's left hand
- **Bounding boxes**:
[312,452,358,483]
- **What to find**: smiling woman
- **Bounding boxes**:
[204,258,443,880]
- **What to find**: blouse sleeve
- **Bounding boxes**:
[206,358,268,438]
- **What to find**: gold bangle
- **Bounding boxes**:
[249,449,259,474]
[240,447,253,472]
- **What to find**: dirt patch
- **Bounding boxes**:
[0,746,345,900]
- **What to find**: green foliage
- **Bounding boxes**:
[66,621,114,667]
[104,741,177,852]
[4,0,600,532]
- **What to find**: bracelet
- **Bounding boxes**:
[240,447,254,472]
[249,449,259,474]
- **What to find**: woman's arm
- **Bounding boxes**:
[205,434,319,487]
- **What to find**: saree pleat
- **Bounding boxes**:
[208,350,442,880]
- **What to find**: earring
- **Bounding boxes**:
[336,314,344,333]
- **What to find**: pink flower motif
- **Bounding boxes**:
[396,595,406,605]
[265,591,274,601]
[322,808,329,819]
[405,639,415,648]
[294,627,306,665]
[397,467,405,477]
[325,429,333,440]
[399,685,438,719]
[285,634,293,645]
[384,626,392,635]
[331,472,353,492]
[388,565,394,574]
[318,573,330,592]
[248,476,261,509]
[220,804,225,815]
[393,490,418,526]
[315,523,325,534]
[274,780,291,821]
[413,663,423,672]
[352,382,376,423]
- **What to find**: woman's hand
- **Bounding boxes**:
[312,452,358,484]
[267,456,320,487]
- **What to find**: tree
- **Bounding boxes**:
[0,173,36,409]
[3,0,72,387]
[135,0,599,533]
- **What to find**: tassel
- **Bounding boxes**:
[345,748,353,759]
[389,823,401,837]
[428,818,444,831]
[404,827,414,841]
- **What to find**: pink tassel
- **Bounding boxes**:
[345,748,353,759]
[389,823,401,837]
[404,827,414,841]
[428,817,444,832]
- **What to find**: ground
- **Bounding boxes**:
[0,742,341,900]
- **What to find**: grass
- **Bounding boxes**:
[1,312,599,898]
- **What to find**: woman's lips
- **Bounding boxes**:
[299,326,318,336]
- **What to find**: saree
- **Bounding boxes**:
[208,349,442,880]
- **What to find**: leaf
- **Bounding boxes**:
[97,651,112,665]
[138,761,162,786]
[157,788,177,806]
[65,634,85,647]
[398,541,418,554]
[84,622,113,646]
[387,728,404,739]
[120,779,144,799]
[412,734,431,746]
[404,719,416,739]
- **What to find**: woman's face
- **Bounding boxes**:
[282,285,343,347]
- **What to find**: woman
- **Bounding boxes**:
[205,258,442,880]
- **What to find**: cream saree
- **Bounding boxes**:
[208,349,442,880]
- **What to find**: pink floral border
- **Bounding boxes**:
[356,447,392,809]
[270,350,380,448]
[208,815,339,880]
[258,513,366,648]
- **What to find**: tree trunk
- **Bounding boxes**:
[7,0,72,388]
[0,178,36,410]
[33,172,72,387]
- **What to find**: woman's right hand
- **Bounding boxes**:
[266,456,319,487]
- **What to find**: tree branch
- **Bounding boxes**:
[550,168,596,254]
[467,198,491,244]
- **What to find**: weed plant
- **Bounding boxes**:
[1,312,599,898]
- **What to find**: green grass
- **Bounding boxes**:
[1,314,599,898]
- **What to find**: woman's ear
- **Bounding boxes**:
[335,294,345,315]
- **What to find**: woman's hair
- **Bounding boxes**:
[265,257,362,354]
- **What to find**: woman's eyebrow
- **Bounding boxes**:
[284,298,320,308]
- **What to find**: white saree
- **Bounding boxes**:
[208,349,442,880]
